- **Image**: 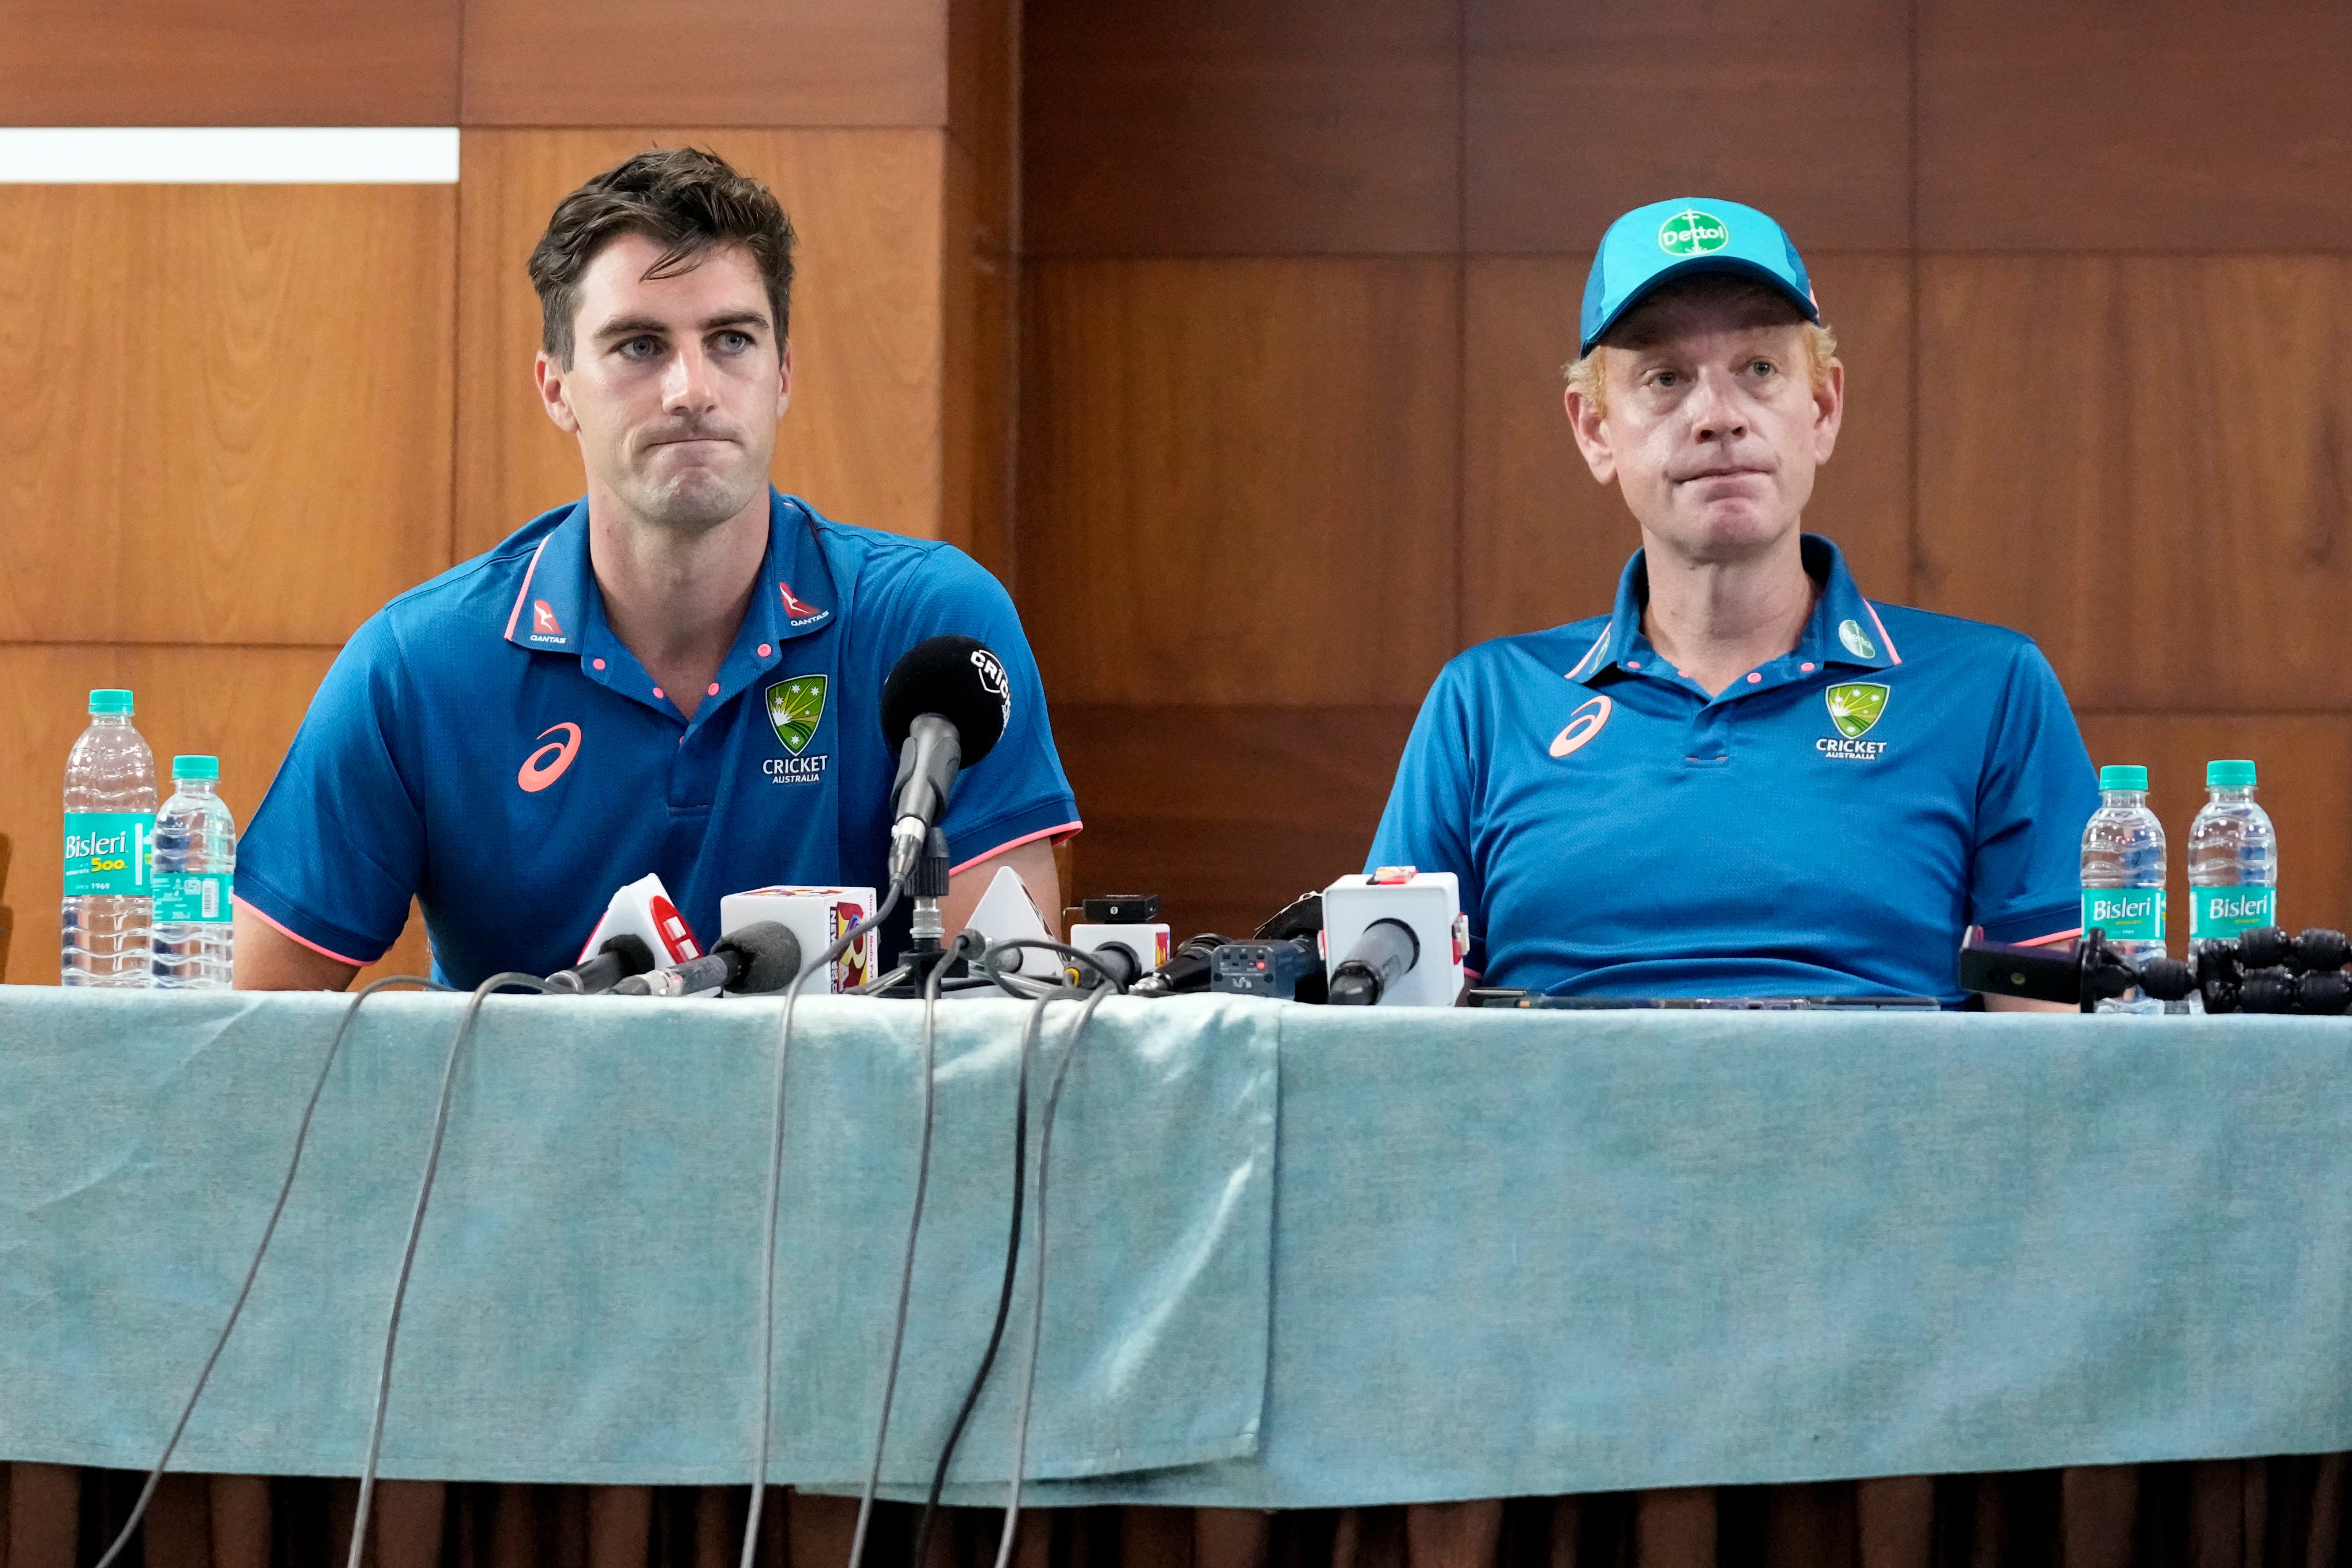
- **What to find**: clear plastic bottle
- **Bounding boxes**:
[151,755,237,989]
[2187,759,2277,945]
[61,688,157,987]
[2080,764,2166,1015]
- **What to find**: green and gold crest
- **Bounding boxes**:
[1824,682,1889,740]
[766,675,827,754]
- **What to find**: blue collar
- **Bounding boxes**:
[1565,533,1900,686]
[501,490,841,722]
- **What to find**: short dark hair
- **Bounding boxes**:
[528,146,796,367]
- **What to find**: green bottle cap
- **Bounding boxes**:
[87,688,134,715]
[2099,764,2149,792]
[172,754,219,780]
[2207,758,2256,788]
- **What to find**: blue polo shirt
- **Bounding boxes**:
[1366,536,2097,1004]
[239,491,1081,987]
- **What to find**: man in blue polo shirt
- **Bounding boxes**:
[1368,199,2095,1006]
[236,148,1079,989]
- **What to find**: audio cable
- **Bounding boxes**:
[739,877,906,1568]
[993,971,1116,1568]
[907,940,1123,1568]
[842,926,992,1568]
[91,974,449,1568]
[346,971,553,1568]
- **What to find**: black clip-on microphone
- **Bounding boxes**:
[543,933,656,994]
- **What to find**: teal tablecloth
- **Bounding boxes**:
[6,990,2352,1507]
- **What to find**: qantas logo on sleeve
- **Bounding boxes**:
[779,581,830,628]
[517,722,582,792]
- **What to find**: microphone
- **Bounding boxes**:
[880,636,1012,885]
[1327,919,1419,1006]
[544,933,656,994]
[611,921,802,997]
[1318,869,1468,1008]
[1129,933,1230,997]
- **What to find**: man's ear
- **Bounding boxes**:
[1564,380,1617,487]
[777,340,794,419]
[534,350,581,436]
[1810,357,1845,466]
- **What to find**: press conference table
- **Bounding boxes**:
[6,989,2351,1566]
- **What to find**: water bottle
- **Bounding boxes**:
[2080,764,2165,1015]
[61,688,157,987]
[152,755,237,989]
[2188,759,2277,946]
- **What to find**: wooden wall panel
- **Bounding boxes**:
[1466,0,1910,255]
[1461,253,1913,645]
[1054,706,1419,941]
[1022,0,1459,257]
[0,185,457,646]
[452,130,949,561]
[941,142,1016,575]
[949,0,1016,254]
[2076,714,2352,934]
[1018,258,1460,706]
[1919,0,2352,250]
[1916,255,2352,710]
[0,0,459,125]
[461,0,947,129]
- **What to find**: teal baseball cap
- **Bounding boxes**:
[1579,198,1819,355]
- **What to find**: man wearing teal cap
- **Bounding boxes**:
[1367,198,2099,1008]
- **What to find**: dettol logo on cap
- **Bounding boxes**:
[1658,208,1731,257]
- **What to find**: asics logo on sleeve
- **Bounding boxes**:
[517,722,582,792]
[1550,695,1612,758]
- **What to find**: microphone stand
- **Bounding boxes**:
[862,827,960,998]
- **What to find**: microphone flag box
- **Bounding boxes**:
[720,886,877,993]
[1321,867,1469,1008]
[578,872,703,970]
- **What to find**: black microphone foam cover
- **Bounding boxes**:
[880,635,1011,767]
[720,921,802,995]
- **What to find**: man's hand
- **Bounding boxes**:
[1985,992,2076,1013]
[938,838,1063,943]
[234,903,360,991]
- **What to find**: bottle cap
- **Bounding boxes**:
[2207,758,2256,788]
[172,754,219,780]
[2098,764,2149,792]
[87,688,134,715]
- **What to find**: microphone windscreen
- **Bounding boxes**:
[880,635,1011,768]
[719,920,802,994]
[599,933,656,979]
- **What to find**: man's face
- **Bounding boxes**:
[534,233,789,536]
[1564,288,1842,566]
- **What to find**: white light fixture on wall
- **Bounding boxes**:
[0,127,459,183]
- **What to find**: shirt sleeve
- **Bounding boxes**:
[1970,638,2099,943]
[236,615,427,965]
[1365,661,1488,974]
[878,545,1081,872]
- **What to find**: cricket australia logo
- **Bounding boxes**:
[1817,682,1890,761]
[1658,207,1730,257]
[763,675,831,785]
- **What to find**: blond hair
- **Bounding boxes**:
[1563,277,1838,418]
